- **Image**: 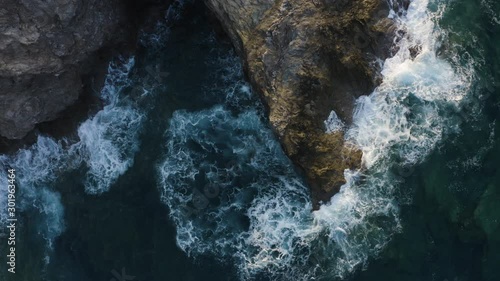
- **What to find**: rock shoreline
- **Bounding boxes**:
[204,0,401,208]
[1,0,402,208]
[0,0,171,144]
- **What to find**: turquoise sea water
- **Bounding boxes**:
[1,0,499,280]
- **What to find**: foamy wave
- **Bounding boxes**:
[9,137,69,187]
[349,0,470,167]
[33,188,66,265]
[158,106,321,279]
[76,57,144,194]
[314,0,473,277]
[0,137,67,259]
[160,0,474,280]
[78,105,143,194]
[240,176,318,280]
[0,56,142,262]
[313,169,402,277]
[101,58,135,105]
[0,0,478,278]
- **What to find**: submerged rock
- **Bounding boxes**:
[205,0,399,208]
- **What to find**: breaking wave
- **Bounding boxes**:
[0,56,143,258]
[158,0,475,279]
[315,0,473,277]
[0,137,67,260]
[0,0,477,278]
[78,57,144,194]
[158,105,318,279]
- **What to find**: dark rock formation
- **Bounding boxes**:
[204,0,398,208]
[0,0,168,139]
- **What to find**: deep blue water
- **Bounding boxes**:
[1,0,499,280]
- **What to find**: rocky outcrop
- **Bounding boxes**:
[0,0,166,139]
[205,0,398,208]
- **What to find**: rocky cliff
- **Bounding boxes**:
[0,0,165,140]
[205,0,399,208]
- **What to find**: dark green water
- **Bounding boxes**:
[351,0,500,280]
[1,0,499,280]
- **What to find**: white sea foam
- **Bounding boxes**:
[314,0,473,277]
[0,137,67,258]
[34,188,66,265]
[77,105,143,194]
[325,110,345,133]
[159,0,474,280]
[9,137,69,187]
[100,57,135,104]
[0,56,142,259]
[75,57,145,194]
[77,58,143,193]
[158,106,318,279]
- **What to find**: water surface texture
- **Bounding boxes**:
[1,0,499,280]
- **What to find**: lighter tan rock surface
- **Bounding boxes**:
[205,0,399,208]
